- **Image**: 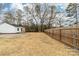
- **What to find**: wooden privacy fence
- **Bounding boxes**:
[44,28,79,49]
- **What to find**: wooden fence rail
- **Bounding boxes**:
[44,28,79,49]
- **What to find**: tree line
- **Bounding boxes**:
[0,3,78,32]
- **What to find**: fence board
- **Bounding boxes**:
[44,27,79,49]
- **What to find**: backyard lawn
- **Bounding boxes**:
[0,32,79,56]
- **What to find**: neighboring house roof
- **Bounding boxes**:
[0,22,24,27]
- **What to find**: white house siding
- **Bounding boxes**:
[22,27,25,32]
[0,23,20,33]
[16,27,21,33]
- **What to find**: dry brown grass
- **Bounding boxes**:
[0,32,79,56]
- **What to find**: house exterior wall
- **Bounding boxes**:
[0,23,23,33]
[21,27,25,32]
[16,27,21,33]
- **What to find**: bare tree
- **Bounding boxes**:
[15,9,23,25]
[4,12,15,24]
[23,3,56,32]
[48,5,56,28]
[23,4,40,31]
